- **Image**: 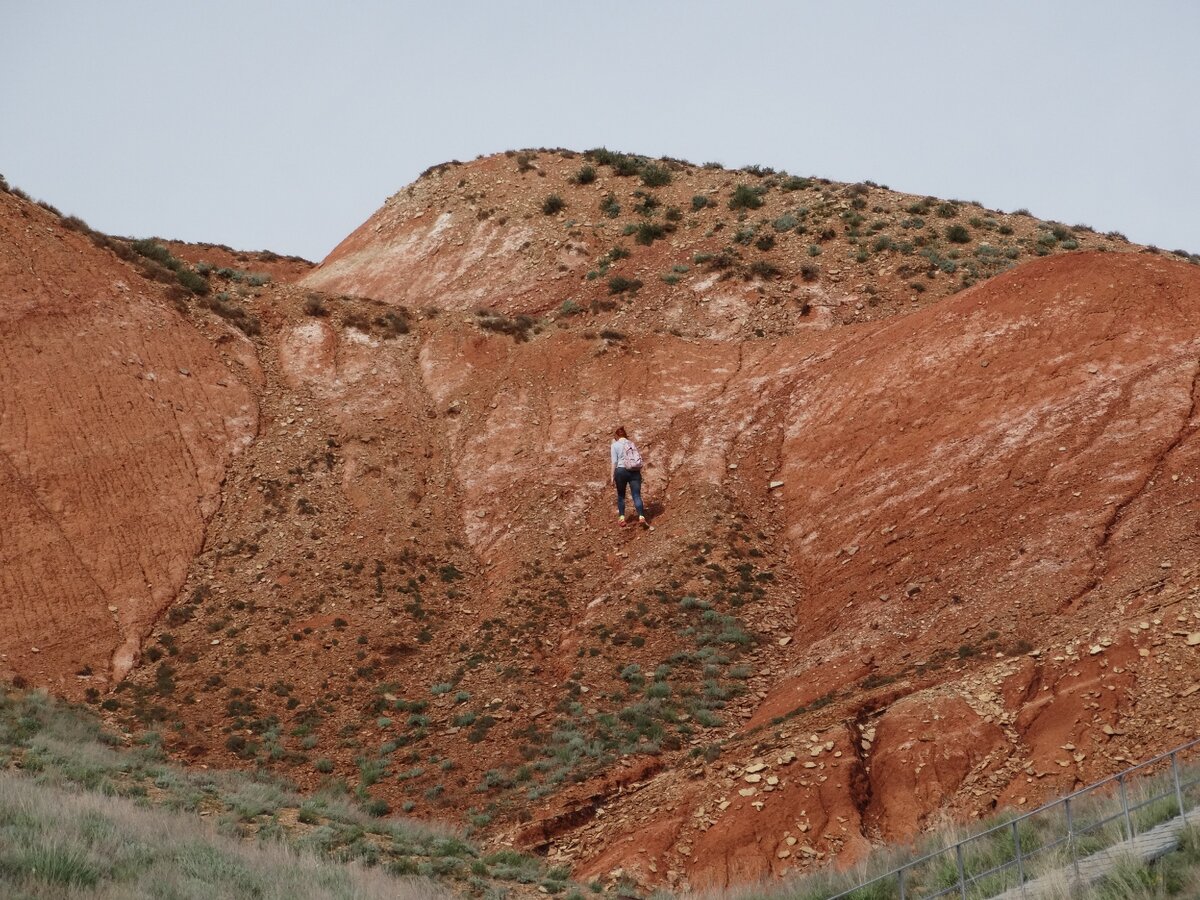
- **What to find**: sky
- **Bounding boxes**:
[3,1,1198,263]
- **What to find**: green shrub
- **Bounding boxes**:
[542,194,566,215]
[691,195,710,211]
[755,234,776,252]
[640,164,671,187]
[607,276,642,295]
[573,165,596,185]
[946,224,971,244]
[599,194,620,218]
[729,184,765,211]
[748,260,780,279]
[634,222,666,246]
[615,157,642,177]
[780,176,810,192]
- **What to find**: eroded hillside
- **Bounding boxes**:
[2,157,1199,893]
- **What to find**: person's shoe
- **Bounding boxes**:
[618,514,627,527]
[638,515,648,527]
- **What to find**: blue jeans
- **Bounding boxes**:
[614,467,645,518]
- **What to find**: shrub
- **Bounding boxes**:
[573,165,596,185]
[202,294,261,336]
[634,222,666,246]
[729,184,765,211]
[599,329,626,342]
[772,213,799,232]
[807,244,822,257]
[607,276,642,295]
[600,194,620,218]
[747,260,780,279]
[800,264,819,282]
[755,234,776,252]
[780,176,810,192]
[542,194,566,215]
[691,195,710,211]
[374,310,409,338]
[640,164,671,187]
[177,268,210,296]
[303,295,329,317]
[476,310,538,342]
[937,202,958,218]
[611,155,642,177]
[559,299,583,317]
[946,224,971,244]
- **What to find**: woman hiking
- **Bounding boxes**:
[610,426,647,527]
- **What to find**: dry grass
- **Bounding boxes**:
[0,687,573,897]
[0,774,447,899]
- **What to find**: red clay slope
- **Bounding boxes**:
[120,243,1200,891]
[4,162,1200,893]
[0,192,258,693]
[569,249,1200,889]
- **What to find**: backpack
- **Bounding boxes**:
[621,441,643,470]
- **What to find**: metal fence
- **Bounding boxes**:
[828,736,1200,900]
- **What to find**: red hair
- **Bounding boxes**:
[614,426,627,439]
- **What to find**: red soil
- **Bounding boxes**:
[2,154,1199,892]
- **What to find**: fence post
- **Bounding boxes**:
[1012,819,1026,897]
[1173,751,1186,820]
[1065,796,1081,883]
[956,842,968,900]
[1119,773,1134,840]
[898,866,907,900]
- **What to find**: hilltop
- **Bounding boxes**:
[303,148,1154,335]
[1,155,1199,893]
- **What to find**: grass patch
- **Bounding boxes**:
[0,685,564,896]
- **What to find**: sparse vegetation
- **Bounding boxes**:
[0,686,565,896]
[946,223,971,244]
[542,194,566,215]
[475,309,539,341]
[607,276,643,295]
[599,193,620,218]
[729,183,766,211]
[640,164,672,187]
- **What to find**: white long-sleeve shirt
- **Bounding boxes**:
[611,438,632,471]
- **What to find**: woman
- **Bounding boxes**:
[610,426,647,527]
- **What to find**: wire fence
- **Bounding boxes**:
[827,736,1200,900]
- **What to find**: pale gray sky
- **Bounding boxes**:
[4,1,1198,262]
